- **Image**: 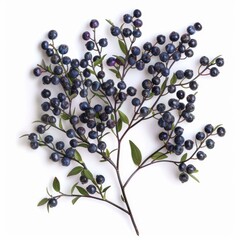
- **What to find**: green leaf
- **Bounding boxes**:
[71,182,78,194]
[37,198,49,206]
[189,174,200,183]
[72,197,80,205]
[151,152,168,161]
[102,186,111,193]
[117,118,122,132]
[109,69,121,79]
[94,54,107,67]
[76,186,89,196]
[105,19,114,26]
[19,134,29,138]
[129,140,142,166]
[118,110,129,124]
[74,150,83,163]
[105,149,110,158]
[67,166,83,177]
[69,93,78,100]
[53,177,60,192]
[59,118,64,130]
[61,112,70,120]
[160,78,168,94]
[180,153,188,162]
[83,169,94,182]
[78,143,88,148]
[47,65,53,73]
[41,59,47,69]
[88,68,96,75]
[118,39,128,55]
[170,74,177,85]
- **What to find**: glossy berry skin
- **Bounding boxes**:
[206,139,215,149]
[111,26,121,36]
[56,141,64,150]
[90,19,99,28]
[174,127,184,136]
[41,41,49,50]
[169,31,179,42]
[186,164,196,174]
[48,30,58,40]
[216,58,224,67]
[156,34,166,44]
[204,124,214,134]
[48,198,58,208]
[36,125,45,134]
[30,141,39,149]
[197,151,207,160]
[133,9,142,18]
[88,143,97,153]
[140,107,149,117]
[194,22,202,31]
[33,67,41,77]
[178,162,187,172]
[99,38,108,47]
[44,135,53,144]
[217,127,226,137]
[210,67,219,77]
[28,133,38,142]
[200,56,209,66]
[58,44,68,55]
[187,25,195,35]
[132,98,141,106]
[50,152,60,162]
[196,132,205,141]
[96,175,105,184]
[123,14,132,23]
[179,173,189,183]
[87,185,96,194]
[189,81,198,90]
[80,175,88,184]
[98,141,106,151]
[174,136,185,145]
[186,94,196,103]
[61,157,71,166]
[184,140,194,150]
[156,103,165,113]
[176,70,184,79]
[176,90,185,99]
[159,132,168,141]
[66,129,75,138]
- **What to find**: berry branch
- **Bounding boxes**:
[25,9,226,235]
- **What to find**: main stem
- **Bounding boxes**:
[116,137,139,235]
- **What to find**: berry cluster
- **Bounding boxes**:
[25,9,225,235]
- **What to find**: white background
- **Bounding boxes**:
[1,0,239,239]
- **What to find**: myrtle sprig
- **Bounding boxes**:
[27,9,226,236]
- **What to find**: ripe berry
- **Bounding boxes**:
[50,152,60,162]
[132,98,141,106]
[189,81,198,90]
[159,132,168,141]
[140,107,149,117]
[204,124,214,134]
[85,41,95,51]
[41,41,49,50]
[168,85,176,93]
[58,44,68,55]
[197,151,207,160]
[61,157,71,166]
[194,22,202,31]
[179,172,189,183]
[186,164,196,174]
[188,39,197,48]
[88,143,97,153]
[127,87,137,96]
[186,94,196,103]
[175,70,184,79]
[86,185,96,194]
[210,67,219,77]
[180,33,190,43]
[184,140,194,150]
[187,25,195,35]
[54,65,63,75]
[185,49,194,57]
[36,125,45,134]
[82,31,90,40]
[33,67,41,77]
[48,198,58,208]
[111,26,121,36]
[217,127,226,137]
[30,141,39,149]
[174,126,184,136]
[133,19,143,28]
[156,34,166,44]
[133,9,142,18]
[123,14,132,23]
[122,28,132,37]
[66,129,75,138]
[216,57,224,67]
[80,175,88,184]
[98,141,107,151]
[206,139,215,149]
[48,30,58,40]
[196,132,205,140]
[178,162,187,172]
[44,135,53,144]
[174,136,185,145]
[200,56,209,66]
[176,90,185,99]
[90,19,99,28]
[28,133,38,142]
[169,31,179,42]
[56,141,64,150]
[96,175,105,184]
[99,38,108,47]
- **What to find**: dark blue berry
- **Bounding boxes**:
[143,42,152,51]
[133,9,142,18]
[196,132,205,141]
[88,143,97,153]
[36,125,45,134]
[122,28,132,37]
[168,98,179,109]
[169,31,179,42]
[185,49,194,58]
[96,123,105,132]
[174,126,184,136]
[44,135,53,144]
[123,14,132,23]
[33,67,41,77]
[50,98,60,107]
[127,87,137,96]
[174,136,185,145]
[117,81,126,90]
[61,157,71,166]
[80,175,88,184]
[210,67,219,77]
[217,127,225,137]
[106,119,116,129]
[136,60,145,70]
[132,98,141,106]
[79,101,89,111]
[159,132,168,141]
[186,94,196,103]
[142,79,153,89]
[48,198,58,207]
[165,43,175,54]
[184,140,194,150]
[152,86,160,95]
[184,69,193,79]
[70,139,78,148]
[156,103,165,113]
[111,26,121,36]
[175,70,184,79]
[66,129,75,138]
[168,85,176,93]
[194,22,202,31]
[48,30,58,40]
[189,81,198,90]
[86,185,96,194]
[206,139,215,149]
[180,34,190,43]
[53,66,63,75]
[28,133,38,142]
[188,39,197,48]
[186,164,196,174]
[76,127,86,136]
[106,57,116,66]
[187,25,195,35]
[131,46,141,56]
[133,19,143,28]
[56,141,64,150]
[51,76,60,85]
[140,107,149,117]
[200,56,209,66]
[50,152,60,162]
[82,31,90,40]
[42,76,51,85]
[99,38,108,47]
[179,173,189,183]
[58,44,68,55]
[161,67,170,77]
[46,48,54,57]
[98,141,106,151]
[30,141,39,149]
[92,81,101,91]
[174,145,184,155]
[216,58,224,67]
[90,19,99,28]
[156,34,166,44]
[152,76,161,85]
[88,130,98,139]
[133,29,142,38]
[159,52,169,62]
[204,124,214,134]
[41,102,50,112]
[85,41,95,51]
[176,90,185,99]
[80,89,88,98]
[94,104,102,113]
[197,151,207,160]
[65,148,75,158]
[172,51,181,61]
[41,41,49,50]
[178,163,187,172]
[96,175,105,184]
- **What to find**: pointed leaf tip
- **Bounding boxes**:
[129,140,142,166]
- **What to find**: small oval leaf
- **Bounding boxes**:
[118,110,129,124]
[67,166,83,177]
[189,174,200,183]
[53,177,60,192]
[76,186,89,196]
[71,182,79,194]
[118,39,128,55]
[37,198,49,206]
[83,169,94,182]
[170,74,177,85]
[129,140,142,166]
[117,118,123,132]
[74,150,83,163]
[180,153,188,162]
[151,152,168,161]
[94,54,107,67]
[72,196,80,205]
